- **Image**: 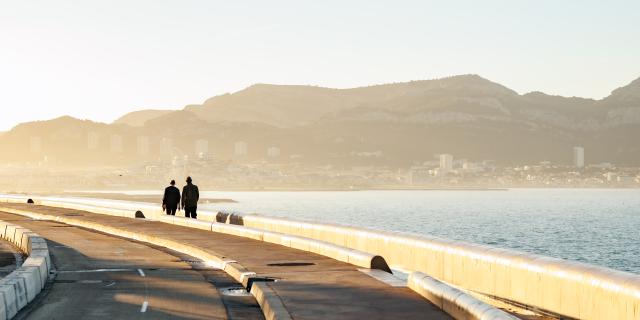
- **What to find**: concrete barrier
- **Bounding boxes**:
[0,207,290,320]
[4,195,640,318]
[250,282,293,320]
[408,272,518,320]
[230,214,640,320]
[158,215,391,272]
[0,221,52,320]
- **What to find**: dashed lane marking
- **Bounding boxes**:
[140,301,148,313]
[58,268,134,273]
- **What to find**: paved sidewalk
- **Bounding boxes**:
[0,211,264,320]
[0,202,450,320]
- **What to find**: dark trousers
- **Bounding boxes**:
[185,206,197,219]
[166,205,177,215]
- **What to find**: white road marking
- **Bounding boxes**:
[79,280,103,284]
[137,268,145,277]
[140,301,148,312]
[58,268,133,273]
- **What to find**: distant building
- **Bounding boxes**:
[573,147,585,168]
[409,166,431,185]
[110,135,123,153]
[617,176,636,185]
[137,136,149,156]
[235,141,248,156]
[197,152,211,160]
[145,165,160,175]
[439,154,453,171]
[195,139,209,156]
[590,162,613,170]
[605,172,617,182]
[87,132,99,150]
[161,138,173,156]
[267,147,281,158]
[29,137,42,153]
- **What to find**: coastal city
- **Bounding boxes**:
[2,139,639,191]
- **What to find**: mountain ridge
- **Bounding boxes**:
[2,74,640,166]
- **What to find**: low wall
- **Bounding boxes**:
[0,196,390,273]
[157,215,392,272]
[2,195,640,319]
[229,214,640,320]
[408,272,519,320]
[0,221,52,320]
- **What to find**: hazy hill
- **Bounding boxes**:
[2,75,640,166]
[114,109,176,127]
[183,75,519,127]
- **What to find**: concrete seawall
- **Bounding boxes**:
[0,220,52,320]
[230,213,640,319]
[2,194,639,319]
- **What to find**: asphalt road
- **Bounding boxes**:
[0,212,264,320]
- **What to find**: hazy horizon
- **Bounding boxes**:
[2,0,640,130]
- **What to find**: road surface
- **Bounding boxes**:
[0,211,263,320]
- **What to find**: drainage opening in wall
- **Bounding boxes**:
[246,276,279,291]
[267,262,315,267]
[220,286,252,297]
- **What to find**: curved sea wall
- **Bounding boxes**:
[0,195,518,320]
[1,194,639,319]
[229,214,640,320]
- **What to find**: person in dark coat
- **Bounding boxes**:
[162,180,181,215]
[181,176,199,219]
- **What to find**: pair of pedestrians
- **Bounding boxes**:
[162,176,199,219]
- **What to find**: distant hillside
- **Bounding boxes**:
[2,75,640,166]
[184,75,519,127]
[114,109,175,127]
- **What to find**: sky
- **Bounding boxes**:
[1,0,639,131]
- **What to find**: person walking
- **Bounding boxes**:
[162,180,181,215]
[181,176,199,219]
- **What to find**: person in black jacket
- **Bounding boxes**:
[162,180,181,215]
[181,176,199,219]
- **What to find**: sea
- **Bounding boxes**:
[101,188,640,274]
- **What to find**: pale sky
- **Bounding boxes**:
[1,0,639,131]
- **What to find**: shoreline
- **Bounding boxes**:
[27,192,237,204]
[5,186,640,196]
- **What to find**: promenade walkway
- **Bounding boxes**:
[0,203,450,319]
[0,211,262,319]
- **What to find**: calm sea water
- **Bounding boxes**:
[121,189,640,274]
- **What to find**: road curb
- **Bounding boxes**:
[408,271,518,320]
[250,282,293,320]
[0,220,52,320]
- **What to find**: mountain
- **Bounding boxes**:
[114,109,176,127]
[2,75,640,166]
[184,75,518,127]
